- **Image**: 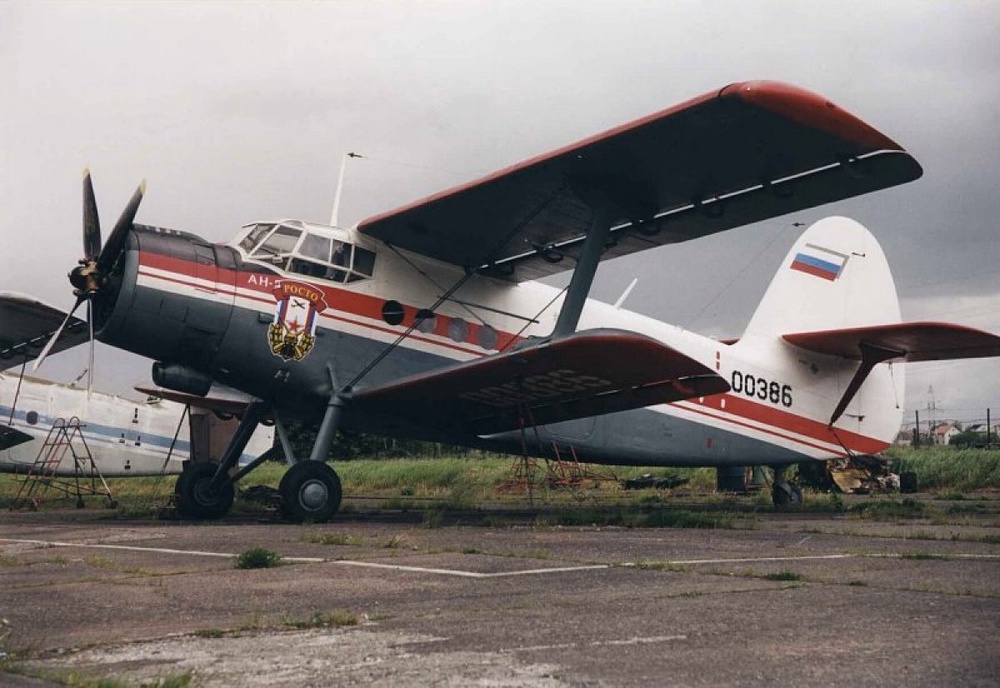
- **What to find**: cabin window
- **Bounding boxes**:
[239,222,376,284]
[253,225,302,260]
[239,223,274,252]
[349,247,376,281]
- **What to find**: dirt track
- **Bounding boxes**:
[2,495,999,686]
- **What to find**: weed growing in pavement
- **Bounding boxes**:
[762,571,803,581]
[235,547,282,569]
[303,533,365,547]
[193,628,226,638]
[282,609,359,629]
[849,498,926,521]
[900,551,949,560]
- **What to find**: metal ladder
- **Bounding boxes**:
[12,417,115,510]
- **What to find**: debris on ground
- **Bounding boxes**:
[621,474,690,490]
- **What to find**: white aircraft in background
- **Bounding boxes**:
[1,293,273,478]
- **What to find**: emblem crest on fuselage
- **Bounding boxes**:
[267,280,328,361]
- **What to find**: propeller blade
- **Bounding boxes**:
[32,295,85,372]
[83,169,102,260]
[87,300,95,398]
[96,180,145,274]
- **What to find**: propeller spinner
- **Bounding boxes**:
[34,170,145,379]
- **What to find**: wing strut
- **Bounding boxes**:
[552,210,611,338]
[829,341,903,427]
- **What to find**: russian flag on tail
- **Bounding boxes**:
[790,243,849,281]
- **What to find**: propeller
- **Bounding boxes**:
[33,170,145,390]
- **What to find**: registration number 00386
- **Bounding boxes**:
[730,370,792,408]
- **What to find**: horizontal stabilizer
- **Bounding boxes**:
[0,423,34,451]
[785,321,1000,426]
[0,292,89,369]
[134,385,260,417]
[783,322,1000,362]
[349,329,729,437]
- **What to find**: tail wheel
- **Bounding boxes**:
[279,461,342,523]
[175,462,235,520]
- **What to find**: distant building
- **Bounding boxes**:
[932,423,961,446]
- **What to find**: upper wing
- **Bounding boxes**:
[358,81,922,281]
[0,292,89,369]
[783,322,1000,362]
[348,329,729,438]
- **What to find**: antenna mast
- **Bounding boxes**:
[330,152,362,227]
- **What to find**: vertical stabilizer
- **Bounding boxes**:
[739,216,904,445]
[745,216,901,337]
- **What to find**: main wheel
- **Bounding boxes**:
[175,462,235,520]
[279,461,342,523]
[772,482,803,508]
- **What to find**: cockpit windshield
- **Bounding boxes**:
[234,220,376,284]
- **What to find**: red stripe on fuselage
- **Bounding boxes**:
[136,250,522,356]
[676,393,888,456]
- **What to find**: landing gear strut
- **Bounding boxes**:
[172,370,349,522]
[771,464,802,508]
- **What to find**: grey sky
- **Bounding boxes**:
[2,1,998,424]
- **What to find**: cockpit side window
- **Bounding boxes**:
[300,233,332,262]
[239,223,274,252]
[347,247,376,282]
[253,225,301,260]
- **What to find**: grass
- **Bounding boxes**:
[1,667,192,688]
[885,447,1000,491]
[303,533,365,547]
[235,547,282,569]
[281,609,359,629]
[848,497,926,520]
[2,448,998,522]
[900,551,949,560]
[762,571,803,581]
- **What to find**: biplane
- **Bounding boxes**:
[20,80,1000,520]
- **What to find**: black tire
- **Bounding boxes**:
[772,482,803,509]
[175,462,235,520]
[279,461,342,523]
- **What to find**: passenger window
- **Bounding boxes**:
[327,241,351,282]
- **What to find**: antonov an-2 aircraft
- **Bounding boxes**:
[25,80,1000,521]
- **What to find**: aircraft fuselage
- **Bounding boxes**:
[92,221,901,467]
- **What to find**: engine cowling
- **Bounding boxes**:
[152,362,214,396]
